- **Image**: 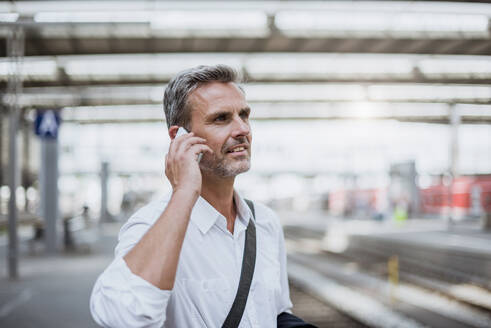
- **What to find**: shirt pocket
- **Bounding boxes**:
[177,278,232,326]
[250,260,281,323]
[263,263,281,302]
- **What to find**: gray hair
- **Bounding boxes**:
[163,64,242,129]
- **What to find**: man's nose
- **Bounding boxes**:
[231,116,250,138]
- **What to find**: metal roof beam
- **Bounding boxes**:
[2,53,491,85]
[55,102,491,125]
[9,83,490,108]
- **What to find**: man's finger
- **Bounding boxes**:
[179,136,207,151]
[169,135,204,159]
[174,138,207,160]
[191,144,213,156]
[170,131,195,149]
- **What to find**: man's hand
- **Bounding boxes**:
[124,129,212,291]
[165,129,213,196]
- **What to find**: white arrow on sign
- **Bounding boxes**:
[38,110,58,136]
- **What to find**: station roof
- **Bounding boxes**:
[1,1,491,123]
[1,1,491,56]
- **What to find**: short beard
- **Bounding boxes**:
[200,154,251,178]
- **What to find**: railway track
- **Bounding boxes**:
[284,224,491,291]
[289,281,369,328]
[284,225,491,328]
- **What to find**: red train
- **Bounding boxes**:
[329,175,491,219]
[420,175,491,218]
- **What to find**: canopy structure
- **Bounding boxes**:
[1,1,490,56]
[0,0,490,122]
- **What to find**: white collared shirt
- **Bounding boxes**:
[90,192,292,328]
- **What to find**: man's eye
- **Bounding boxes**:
[215,115,226,122]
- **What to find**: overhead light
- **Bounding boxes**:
[0,59,57,81]
[0,13,19,22]
[275,11,489,38]
[369,84,491,102]
[34,11,150,23]
[418,57,491,79]
[32,9,268,37]
[245,83,366,102]
[458,104,491,118]
[150,11,268,37]
[63,54,243,81]
[62,104,163,123]
[245,54,414,80]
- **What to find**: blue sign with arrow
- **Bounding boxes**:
[35,110,61,139]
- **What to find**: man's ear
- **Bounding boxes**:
[169,125,179,140]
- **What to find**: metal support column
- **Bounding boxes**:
[36,108,61,253]
[100,161,109,224]
[448,104,460,226]
[21,113,31,211]
[450,104,460,182]
[0,108,4,187]
[40,137,59,253]
[6,26,24,279]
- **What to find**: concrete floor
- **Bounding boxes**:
[0,223,339,328]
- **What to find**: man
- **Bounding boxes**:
[90,65,313,327]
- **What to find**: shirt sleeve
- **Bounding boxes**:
[90,201,172,328]
[277,221,294,314]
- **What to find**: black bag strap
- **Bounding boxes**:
[277,312,318,327]
[222,199,256,328]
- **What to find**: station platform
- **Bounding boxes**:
[0,222,343,328]
[279,209,491,255]
[2,211,490,328]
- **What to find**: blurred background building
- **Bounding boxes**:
[1,1,491,327]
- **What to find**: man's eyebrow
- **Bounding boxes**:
[205,107,251,120]
[205,110,230,120]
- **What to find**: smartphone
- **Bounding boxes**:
[176,127,203,163]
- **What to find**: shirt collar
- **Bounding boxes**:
[190,190,253,235]
[234,191,254,226]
